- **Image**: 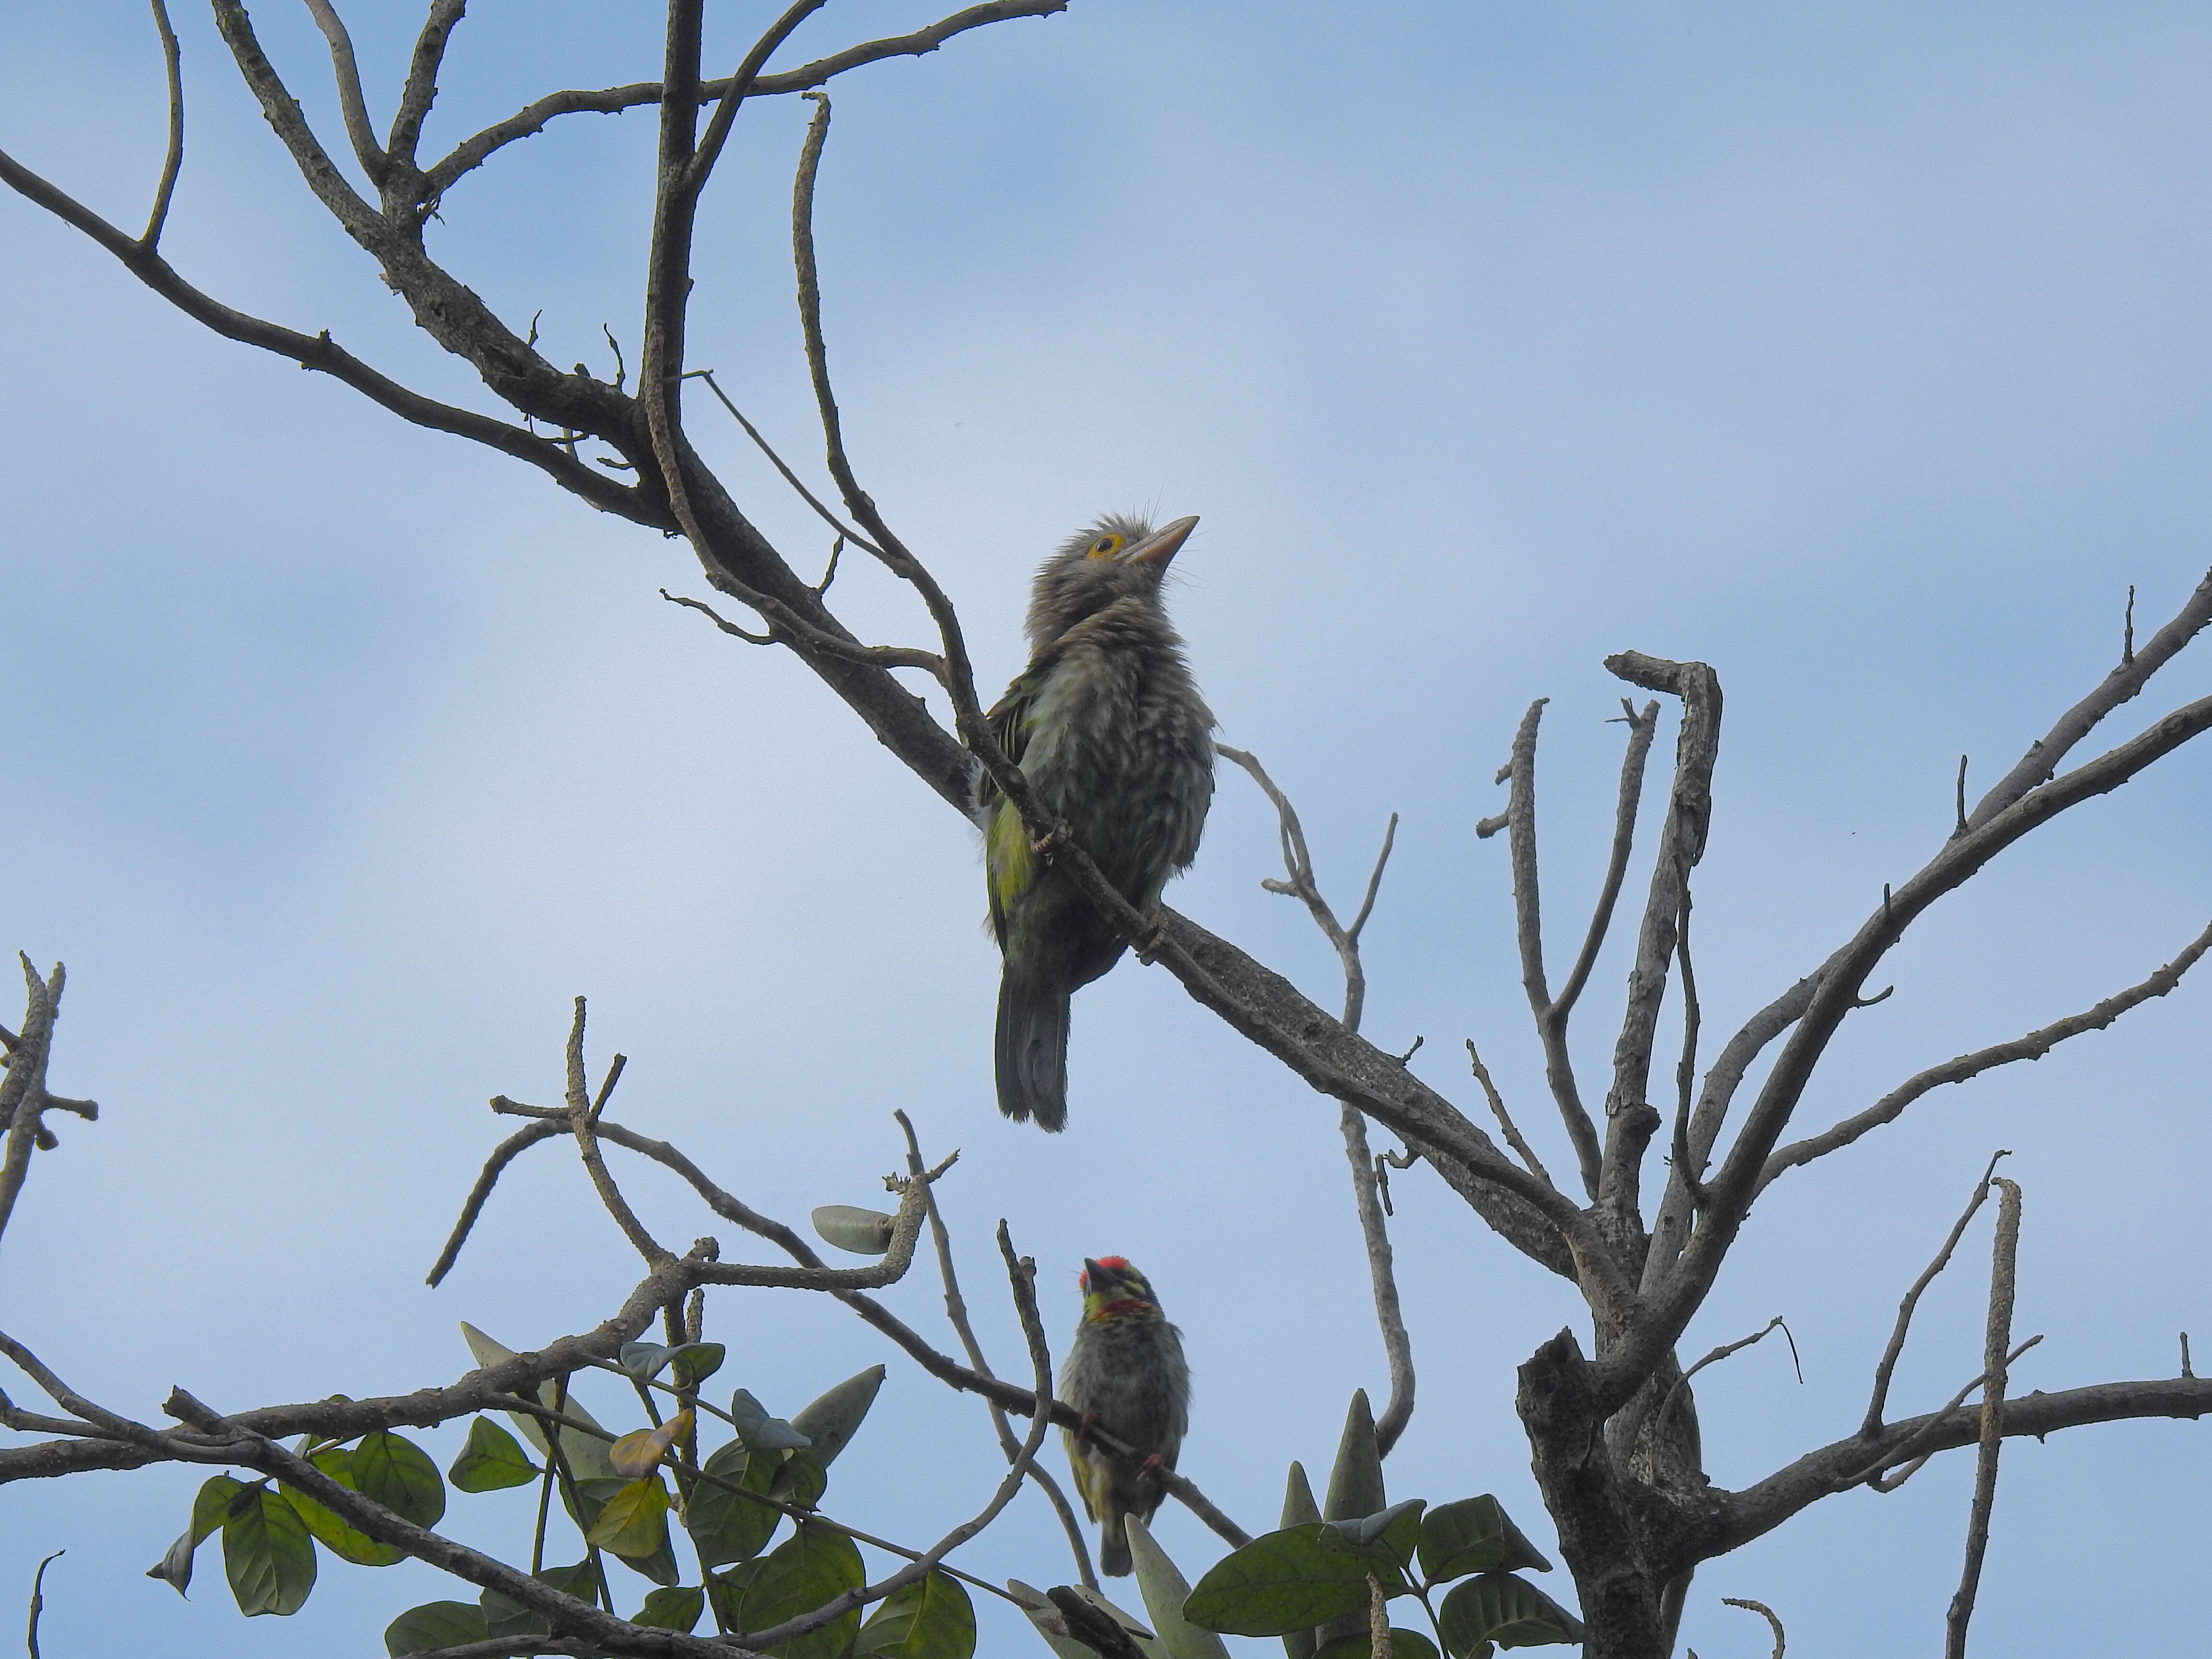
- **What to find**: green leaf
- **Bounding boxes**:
[856,1570,976,1658]
[1184,1524,1372,1636]
[353,1431,446,1528]
[449,1416,541,1492]
[280,1447,408,1567]
[770,1449,829,1511]
[731,1388,813,1453]
[1437,1574,1586,1653]
[786,1365,885,1468]
[620,1341,675,1379]
[460,1322,618,1482]
[195,1474,250,1544]
[673,1343,727,1388]
[1418,1499,1551,1585]
[739,1518,865,1659]
[708,1561,763,1632]
[1276,1463,1322,1659]
[685,1439,783,1567]
[1313,1631,1441,1659]
[584,1476,672,1556]
[1126,1517,1232,1659]
[1322,1391,1385,1524]
[223,1486,318,1616]
[385,1600,485,1655]
[638,1585,707,1632]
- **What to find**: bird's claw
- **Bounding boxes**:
[1073,1412,1097,1447]
[1139,1453,1166,1479]
[1134,919,1168,965]
[1030,821,1073,857]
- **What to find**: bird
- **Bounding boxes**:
[978,513,1215,1130]
[1058,1255,1190,1576]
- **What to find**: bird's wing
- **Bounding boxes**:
[979,653,1058,942]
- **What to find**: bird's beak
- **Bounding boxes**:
[1082,1258,1113,1291]
[1119,515,1198,568]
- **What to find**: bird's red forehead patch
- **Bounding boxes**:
[1094,1255,1130,1272]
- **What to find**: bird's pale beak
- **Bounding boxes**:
[1120,515,1198,568]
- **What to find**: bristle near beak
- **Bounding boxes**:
[1119,515,1198,568]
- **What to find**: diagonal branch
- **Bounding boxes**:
[1965,567,2212,832]
[1619,680,2212,1410]
[0,147,654,522]
[1759,918,2212,1192]
[388,0,468,168]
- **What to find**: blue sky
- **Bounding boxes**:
[2,3,2209,1655]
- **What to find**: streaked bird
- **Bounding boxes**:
[1058,1256,1190,1576]
[979,514,1215,1130]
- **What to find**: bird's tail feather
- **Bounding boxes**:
[996,974,1070,1131]
[1098,1510,1131,1577]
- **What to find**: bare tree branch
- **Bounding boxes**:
[0,962,67,1247]
[388,0,469,168]
[1863,1153,2009,1436]
[895,1109,1098,1589]
[1944,1176,2021,1659]
[1964,567,2212,833]
[1759,917,2212,1192]
[301,0,389,184]
[1596,654,1721,1256]
[142,0,184,247]
[421,2,1073,200]
[1477,698,1605,1197]
[1621,676,2212,1410]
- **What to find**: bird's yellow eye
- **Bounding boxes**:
[1087,534,1123,559]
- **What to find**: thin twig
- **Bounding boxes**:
[1761,917,2212,1193]
[1855,1336,2042,1492]
[1951,755,1969,840]
[426,1118,565,1286]
[419,2,1074,200]
[1944,1177,2022,1659]
[730,1223,1055,1649]
[2123,584,2137,665]
[893,1110,1097,1588]
[683,368,883,556]
[141,0,185,248]
[1215,745,1418,1453]
[1656,1316,1791,1427]
[1465,1041,1553,1187]
[562,1000,669,1265]
[26,1550,61,1659]
[1863,1152,2010,1436]
[1720,1597,1784,1658]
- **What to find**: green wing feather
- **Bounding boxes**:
[980,655,1055,943]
